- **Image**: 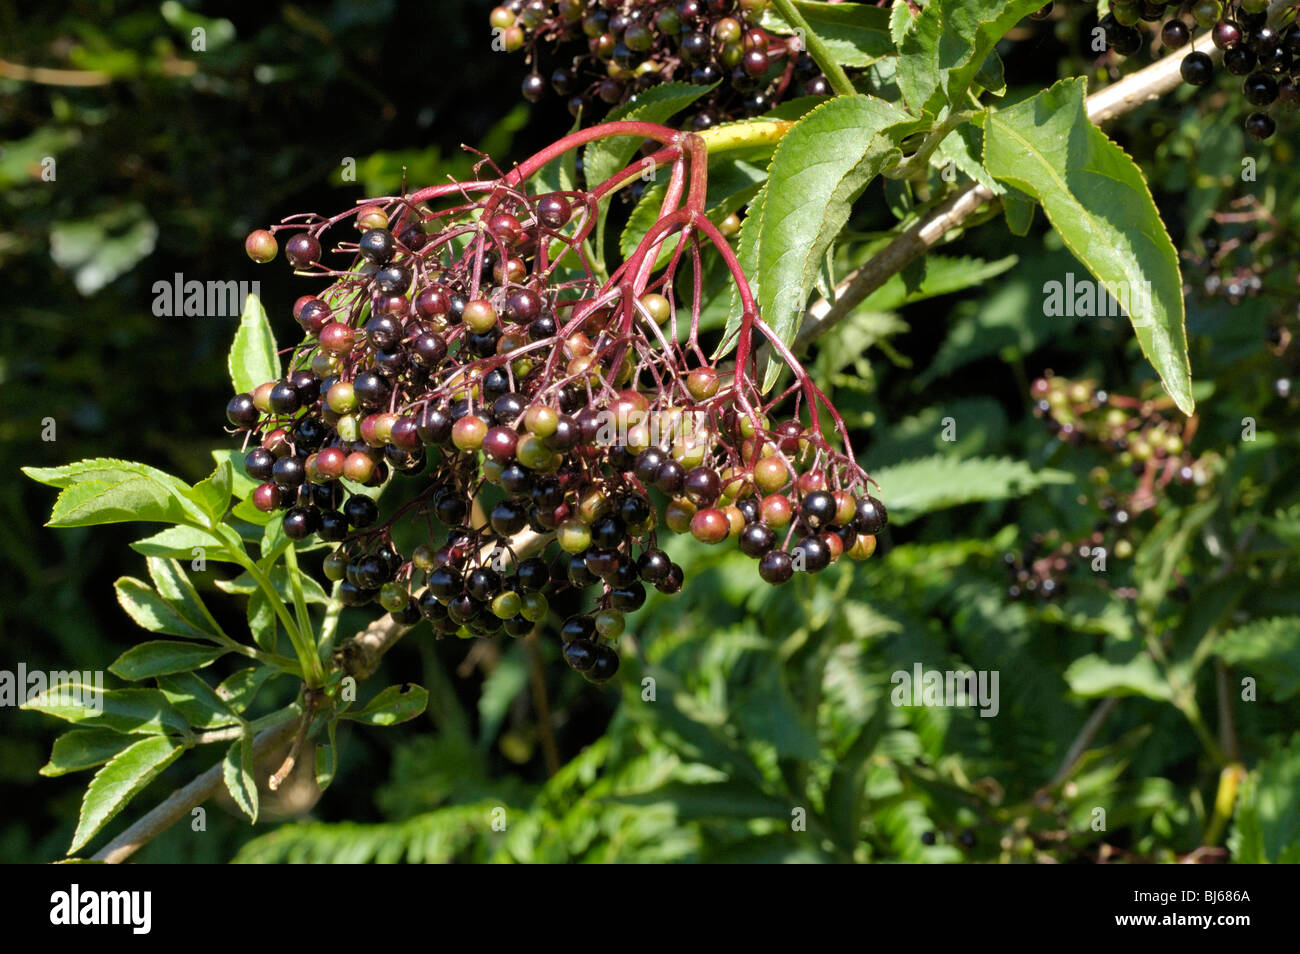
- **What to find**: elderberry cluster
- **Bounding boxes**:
[228,160,878,680]
[490,0,832,126]
[1098,0,1298,140]
[1005,374,1213,599]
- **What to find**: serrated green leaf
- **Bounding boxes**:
[156,672,241,730]
[762,1,893,67]
[983,78,1192,413]
[897,0,1044,115]
[70,735,184,854]
[217,667,274,713]
[869,455,1072,524]
[228,292,280,396]
[211,448,260,500]
[40,730,137,777]
[147,557,218,636]
[860,253,1018,312]
[1217,618,1300,702]
[23,685,191,736]
[752,94,905,388]
[340,684,428,727]
[24,458,203,528]
[183,459,233,525]
[1230,732,1300,864]
[114,577,212,640]
[223,736,259,824]
[110,641,226,681]
[130,525,231,563]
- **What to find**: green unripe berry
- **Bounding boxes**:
[558,518,592,553]
[323,549,348,581]
[327,382,358,414]
[412,545,436,572]
[525,404,559,437]
[520,591,548,622]
[379,582,409,613]
[594,609,625,639]
[492,591,523,619]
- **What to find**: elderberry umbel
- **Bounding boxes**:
[1097,0,1298,141]
[490,0,836,126]
[229,119,879,681]
[1010,373,1216,600]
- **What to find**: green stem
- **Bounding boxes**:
[283,544,327,688]
[770,0,855,97]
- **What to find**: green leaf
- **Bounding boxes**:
[340,684,428,727]
[1217,618,1300,702]
[114,577,212,640]
[156,672,241,730]
[762,1,893,67]
[183,459,233,524]
[1001,185,1037,236]
[1064,652,1173,702]
[50,202,157,296]
[70,735,184,854]
[217,667,274,714]
[24,685,191,736]
[147,557,218,636]
[1230,732,1300,864]
[751,94,905,388]
[223,737,259,824]
[40,730,137,777]
[131,525,232,562]
[23,458,204,528]
[110,641,227,681]
[477,646,529,753]
[982,79,1193,413]
[896,0,1044,115]
[228,292,280,396]
[211,448,261,500]
[869,455,1073,525]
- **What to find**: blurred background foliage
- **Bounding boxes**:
[4,2,1300,863]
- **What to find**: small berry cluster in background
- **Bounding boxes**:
[490,0,834,126]
[1003,374,1214,600]
[1096,0,1299,140]
[229,125,880,680]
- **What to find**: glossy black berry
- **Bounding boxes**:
[585,645,620,683]
[800,491,837,531]
[1180,51,1215,85]
[563,638,597,671]
[245,448,275,481]
[1245,111,1276,139]
[318,509,348,541]
[272,455,306,488]
[282,506,319,539]
[1244,72,1278,105]
[359,228,396,263]
[343,494,379,528]
[738,522,776,557]
[758,549,793,584]
[1224,45,1257,74]
[226,393,259,428]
